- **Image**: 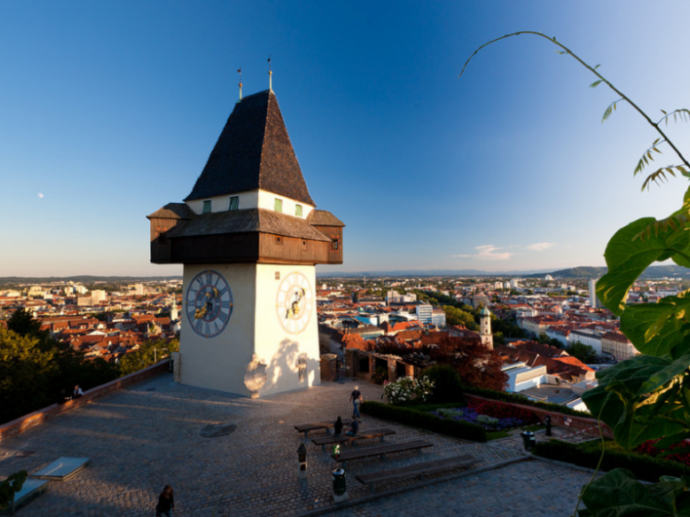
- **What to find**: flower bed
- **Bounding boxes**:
[431,399,539,430]
[635,439,690,468]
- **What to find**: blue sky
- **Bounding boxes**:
[1,1,689,276]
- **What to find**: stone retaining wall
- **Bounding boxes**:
[0,359,170,444]
[465,394,613,439]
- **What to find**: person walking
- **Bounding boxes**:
[350,386,362,420]
[156,485,174,517]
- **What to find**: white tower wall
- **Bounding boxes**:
[179,263,320,397]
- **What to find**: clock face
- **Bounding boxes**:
[276,271,313,334]
[185,270,233,338]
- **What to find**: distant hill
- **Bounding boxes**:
[526,265,690,279]
[526,267,606,279]
[0,275,182,287]
[316,269,551,278]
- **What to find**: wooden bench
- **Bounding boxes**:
[294,421,355,438]
[355,454,476,492]
[311,428,396,451]
[331,439,433,467]
[294,422,335,438]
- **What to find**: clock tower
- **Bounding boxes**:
[147,89,344,397]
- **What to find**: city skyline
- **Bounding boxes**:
[1,1,689,276]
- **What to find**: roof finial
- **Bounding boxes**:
[237,67,243,102]
[268,55,273,92]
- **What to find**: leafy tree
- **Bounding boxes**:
[568,342,597,364]
[118,338,179,376]
[0,315,119,424]
[442,305,475,328]
[7,308,44,337]
[424,334,507,391]
[536,334,566,350]
[463,31,690,517]
[0,327,56,422]
[424,364,464,404]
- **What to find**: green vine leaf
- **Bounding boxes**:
[578,468,690,516]
[590,80,603,88]
[583,355,690,451]
[621,300,690,359]
[596,218,690,316]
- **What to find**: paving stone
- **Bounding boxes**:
[0,374,592,516]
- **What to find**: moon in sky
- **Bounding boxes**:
[38,193,44,198]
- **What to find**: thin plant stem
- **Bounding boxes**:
[571,408,607,517]
[459,31,690,172]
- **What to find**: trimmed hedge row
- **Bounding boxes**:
[463,386,586,417]
[360,401,487,442]
[533,439,690,482]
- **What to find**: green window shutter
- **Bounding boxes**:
[295,204,303,217]
[274,198,283,212]
[203,200,212,214]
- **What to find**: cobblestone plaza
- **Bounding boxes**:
[0,374,594,516]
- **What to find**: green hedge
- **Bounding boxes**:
[533,439,690,482]
[360,401,487,442]
[463,386,588,418]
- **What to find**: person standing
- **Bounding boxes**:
[334,416,343,436]
[349,386,362,420]
[156,485,174,517]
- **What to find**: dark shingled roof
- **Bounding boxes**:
[146,203,193,220]
[307,210,345,227]
[165,209,330,242]
[184,90,316,206]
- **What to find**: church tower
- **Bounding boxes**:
[170,297,179,322]
[479,307,493,350]
[147,89,344,397]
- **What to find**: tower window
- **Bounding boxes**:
[228,196,239,211]
[295,204,303,217]
[331,238,339,250]
[274,198,283,212]
[202,200,212,214]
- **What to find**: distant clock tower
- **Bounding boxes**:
[479,307,493,350]
[147,89,344,397]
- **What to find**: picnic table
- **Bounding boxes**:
[311,428,395,451]
[331,439,433,467]
[355,454,476,491]
[293,422,336,438]
[294,421,355,438]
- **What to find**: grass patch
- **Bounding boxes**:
[486,430,512,440]
[521,424,546,433]
[360,401,487,442]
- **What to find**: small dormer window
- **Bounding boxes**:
[203,200,212,214]
[274,198,283,212]
[228,196,239,211]
[295,204,303,217]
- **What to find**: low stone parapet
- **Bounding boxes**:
[0,359,170,443]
